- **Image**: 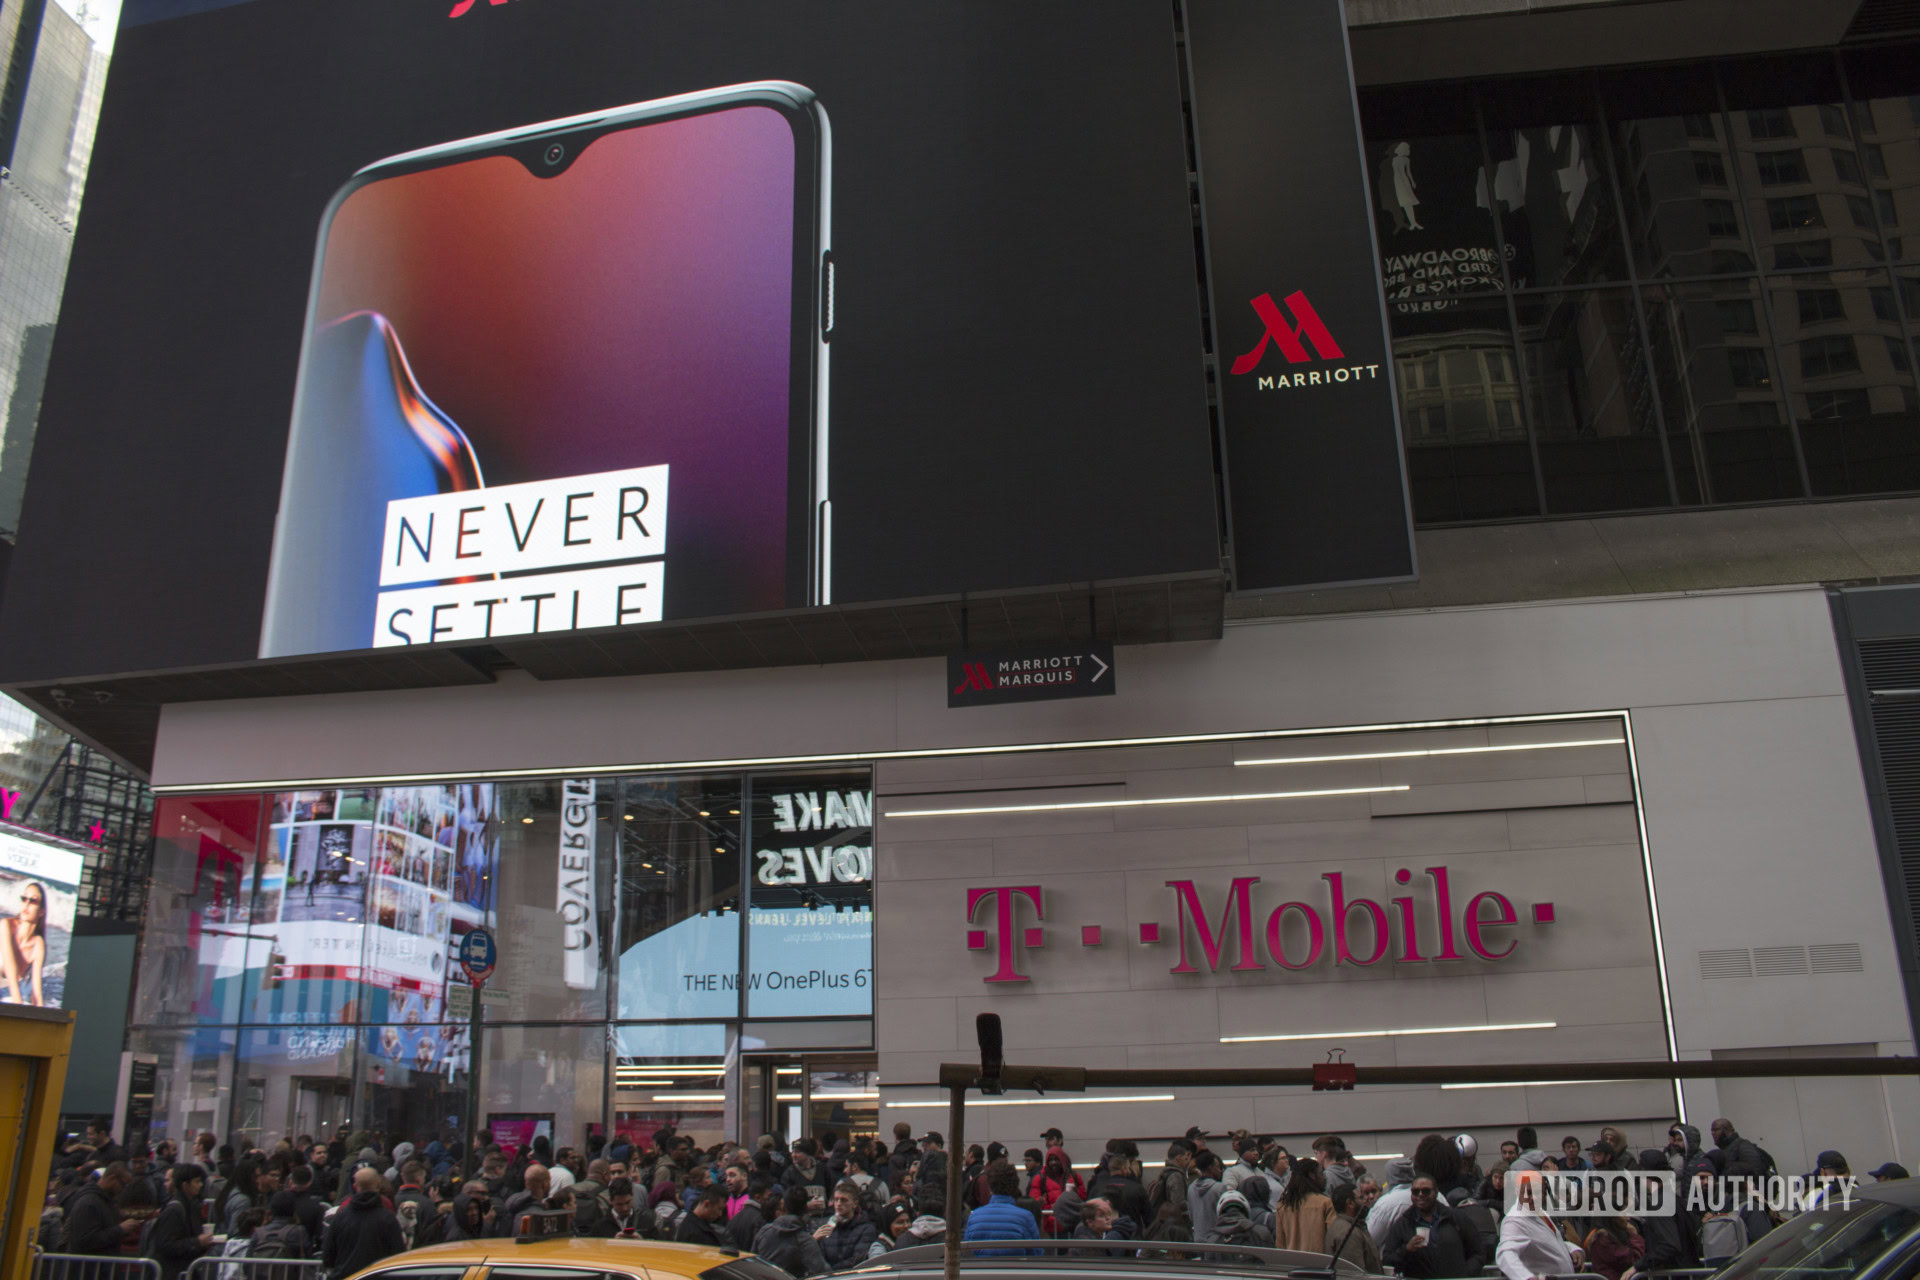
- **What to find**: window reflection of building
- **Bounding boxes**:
[1362,45,1920,522]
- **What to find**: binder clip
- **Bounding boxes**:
[1312,1047,1357,1091]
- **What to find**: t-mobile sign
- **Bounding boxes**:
[1185,0,1416,592]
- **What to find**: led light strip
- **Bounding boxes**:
[1236,738,1624,766]
[651,1092,727,1102]
[1221,1020,1555,1044]
[779,1091,880,1101]
[614,1065,727,1075]
[1439,1079,1630,1091]
[885,1094,1175,1109]
[153,712,1627,792]
[884,785,1406,819]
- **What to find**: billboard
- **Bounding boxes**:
[0,0,1223,680]
[0,824,84,1008]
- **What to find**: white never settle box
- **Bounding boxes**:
[371,465,668,646]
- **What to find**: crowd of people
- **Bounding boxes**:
[37,1116,1910,1280]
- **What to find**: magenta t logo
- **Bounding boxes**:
[966,886,1044,983]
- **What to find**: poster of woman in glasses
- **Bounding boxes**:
[0,828,83,1007]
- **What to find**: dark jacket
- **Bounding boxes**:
[752,1213,830,1277]
[1382,1204,1485,1279]
[728,1200,767,1251]
[63,1183,125,1255]
[1639,1210,1700,1270]
[583,1203,654,1238]
[888,1141,918,1186]
[322,1189,407,1280]
[820,1215,879,1268]
[292,1191,327,1247]
[676,1211,730,1246]
[144,1194,207,1280]
[443,1193,491,1242]
[1104,1174,1152,1229]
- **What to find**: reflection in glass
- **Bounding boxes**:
[612,1023,729,1152]
[1644,280,1799,502]
[1606,66,1745,279]
[1770,275,1920,495]
[488,782,610,1022]
[1518,290,1675,511]
[1844,46,1918,263]
[234,1024,357,1150]
[128,1025,237,1147]
[744,771,875,1020]
[747,772,874,1019]
[616,776,742,1020]
[1478,75,1626,287]
[136,795,264,1026]
[1392,295,1539,521]
[481,1023,607,1162]
[357,1023,473,1152]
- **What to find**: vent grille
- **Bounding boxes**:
[1810,942,1865,973]
[1753,945,1810,976]
[1700,948,1752,980]
[1699,945,1864,979]
[1845,0,1920,39]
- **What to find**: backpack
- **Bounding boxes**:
[251,1221,303,1259]
[1701,1213,1746,1262]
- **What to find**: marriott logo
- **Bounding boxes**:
[1229,290,1381,391]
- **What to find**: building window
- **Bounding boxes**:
[1833,149,1865,186]
[1801,334,1861,378]
[1755,149,1808,185]
[1866,144,1888,178]
[1705,199,1740,239]
[1873,287,1898,322]
[1684,112,1719,139]
[1768,195,1825,232]
[1715,299,1759,335]
[1693,152,1728,186]
[1728,347,1773,389]
[1748,107,1795,139]
[1876,188,1898,228]
[1819,103,1851,138]
[1798,289,1845,324]
[1888,336,1913,374]
[1850,195,1879,232]
[1806,388,1871,419]
[1775,240,1833,269]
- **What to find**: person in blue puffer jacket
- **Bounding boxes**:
[963,1161,1041,1256]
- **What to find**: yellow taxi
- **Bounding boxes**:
[343,1233,789,1280]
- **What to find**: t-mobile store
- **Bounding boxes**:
[137,585,1919,1172]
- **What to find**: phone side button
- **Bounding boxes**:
[820,250,834,343]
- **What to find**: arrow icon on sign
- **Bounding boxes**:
[1088,652,1110,683]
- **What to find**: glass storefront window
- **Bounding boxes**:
[357,1022,473,1154]
[1391,294,1540,522]
[1516,289,1676,511]
[233,1024,357,1150]
[1643,278,1801,503]
[1771,272,1920,496]
[479,1023,607,1161]
[488,781,612,1022]
[1603,64,1747,280]
[129,1025,236,1148]
[136,795,264,1026]
[746,771,873,1018]
[1477,73,1628,287]
[616,775,743,1020]
[612,1023,728,1153]
[1845,45,1919,264]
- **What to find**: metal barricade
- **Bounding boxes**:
[30,1255,162,1280]
[184,1254,326,1280]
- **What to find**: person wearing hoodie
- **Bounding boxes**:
[729,1178,776,1250]
[754,1185,831,1276]
[1051,1178,1086,1237]
[872,1211,945,1258]
[1666,1124,1710,1178]
[1633,1150,1699,1270]
[1187,1150,1226,1244]
[1223,1138,1268,1197]
[143,1161,213,1280]
[321,1167,406,1280]
[677,1189,732,1247]
[1207,1187,1269,1247]
[1241,1177,1277,1245]
[383,1142,416,1185]
[1495,1152,1578,1280]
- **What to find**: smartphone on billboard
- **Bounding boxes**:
[260,83,831,658]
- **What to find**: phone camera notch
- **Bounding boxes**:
[543,142,566,166]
